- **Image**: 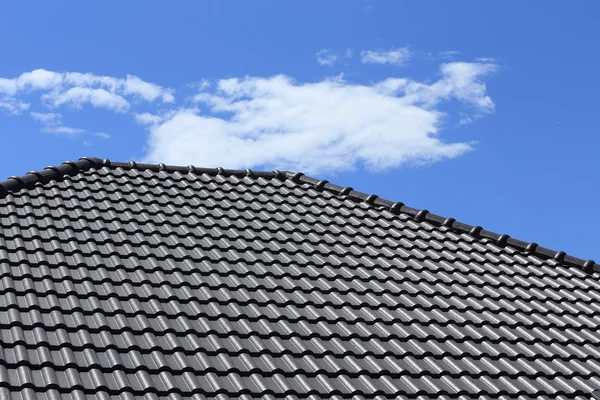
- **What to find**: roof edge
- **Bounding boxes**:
[0,157,99,199]
[95,158,289,179]
[284,171,599,275]
[1,157,596,274]
[0,158,289,200]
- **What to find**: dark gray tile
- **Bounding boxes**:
[1,160,599,398]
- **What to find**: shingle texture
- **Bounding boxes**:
[0,157,599,399]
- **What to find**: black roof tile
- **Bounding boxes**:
[0,157,600,398]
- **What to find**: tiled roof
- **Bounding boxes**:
[0,156,599,399]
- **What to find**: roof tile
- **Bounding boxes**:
[0,157,599,398]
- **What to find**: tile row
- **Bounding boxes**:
[3,325,599,359]
[0,386,402,400]
[0,198,485,253]
[0,386,594,400]
[1,344,600,378]
[1,286,600,334]
[1,177,564,264]
[1,309,599,345]
[0,363,598,396]
[1,217,585,289]
[0,243,592,298]
[2,281,599,324]
[1,215,529,272]
[1,256,598,309]
[0,183,541,255]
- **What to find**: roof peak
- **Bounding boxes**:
[0,156,597,274]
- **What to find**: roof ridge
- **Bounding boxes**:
[94,158,289,179]
[0,157,596,274]
[0,157,99,199]
[286,172,600,273]
[286,172,598,274]
[0,157,289,200]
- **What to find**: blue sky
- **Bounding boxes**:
[1,2,599,262]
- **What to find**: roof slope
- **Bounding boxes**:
[0,156,599,399]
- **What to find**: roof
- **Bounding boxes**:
[0,156,599,400]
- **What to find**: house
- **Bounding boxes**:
[0,156,599,399]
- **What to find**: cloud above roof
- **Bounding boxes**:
[360,47,412,66]
[0,59,498,173]
[141,61,498,174]
[315,49,337,66]
[0,69,174,114]
[30,111,85,137]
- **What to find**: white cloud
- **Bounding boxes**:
[142,61,498,174]
[372,62,498,112]
[30,111,62,125]
[345,48,354,58]
[43,87,130,112]
[61,72,175,103]
[437,62,498,112]
[0,69,174,115]
[134,112,163,125]
[458,115,474,125]
[0,79,16,95]
[41,126,85,136]
[186,79,211,91]
[476,57,497,63]
[0,70,62,95]
[95,132,110,139]
[361,47,412,66]
[440,50,460,59]
[31,110,84,136]
[315,49,337,66]
[123,75,175,102]
[0,97,29,115]
[16,69,63,92]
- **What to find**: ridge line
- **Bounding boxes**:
[0,157,98,199]
[284,171,599,275]
[96,157,289,179]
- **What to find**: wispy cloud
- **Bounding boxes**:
[0,97,29,115]
[41,126,85,136]
[30,111,84,137]
[61,72,174,103]
[0,69,174,115]
[315,49,337,66]
[43,87,130,112]
[345,49,354,58]
[440,50,460,59]
[458,114,474,125]
[186,79,211,91]
[142,61,498,174]
[134,112,163,125]
[30,111,62,125]
[95,132,110,139]
[476,57,496,63]
[360,47,412,66]
[2,69,176,140]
